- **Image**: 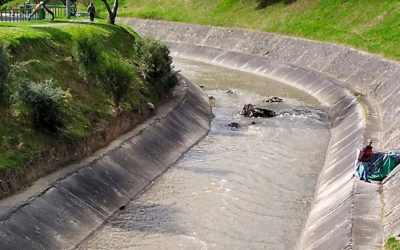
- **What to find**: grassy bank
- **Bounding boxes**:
[115,0,400,60]
[0,21,176,171]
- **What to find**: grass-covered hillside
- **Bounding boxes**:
[117,0,400,60]
[0,21,176,172]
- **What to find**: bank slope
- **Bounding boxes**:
[115,0,400,61]
[0,21,177,198]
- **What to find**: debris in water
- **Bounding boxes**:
[228,122,240,129]
[225,89,234,94]
[209,95,215,100]
[264,96,283,103]
[241,104,276,118]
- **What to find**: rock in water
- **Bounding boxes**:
[241,104,276,118]
[228,122,240,128]
[264,96,283,103]
[253,107,276,117]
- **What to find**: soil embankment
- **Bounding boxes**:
[0,22,177,199]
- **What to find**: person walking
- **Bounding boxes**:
[87,3,95,22]
[356,139,373,182]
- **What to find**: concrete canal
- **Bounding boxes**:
[78,58,331,250]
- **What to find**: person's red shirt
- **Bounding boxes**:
[358,145,373,162]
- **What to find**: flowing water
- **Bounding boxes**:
[79,58,331,250]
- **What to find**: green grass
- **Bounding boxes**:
[112,0,400,60]
[0,21,169,169]
[386,237,400,250]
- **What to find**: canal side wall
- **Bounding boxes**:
[0,79,213,249]
[119,18,400,249]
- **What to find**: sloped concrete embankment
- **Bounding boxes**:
[119,18,400,249]
[0,79,212,249]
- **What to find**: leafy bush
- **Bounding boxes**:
[386,237,400,250]
[75,36,102,74]
[3,60,37,106]
[100,58,135,108]
[137,38,175,79]
[134,38,178,96]
[16,80,71,131]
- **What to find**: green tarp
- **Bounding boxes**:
[369,154,399,181]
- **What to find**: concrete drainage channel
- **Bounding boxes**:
[119,18,400,249]
[0,18,398,250]
[168,43,373,250]
[0,78,213,249]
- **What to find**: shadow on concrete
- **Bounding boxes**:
[108,201,187,236]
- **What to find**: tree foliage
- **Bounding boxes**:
[0,0,12,6]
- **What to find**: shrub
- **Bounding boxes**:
[134,38,178,96]
[138,39,174,79]
[386,237,400,250]
[100,58,135,108]
[3,60,37,106]
[75,36,102,74]
[17,80,71,131]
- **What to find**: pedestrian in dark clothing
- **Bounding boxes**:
[355,139,373,182]
[87,3,95,22]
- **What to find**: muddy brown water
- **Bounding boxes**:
[78,58,331,250]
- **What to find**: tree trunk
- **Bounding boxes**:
[43,5,54,20]
[108,13,116,24]
[101,0,118,25]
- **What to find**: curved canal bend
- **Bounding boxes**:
[78,58,331,250]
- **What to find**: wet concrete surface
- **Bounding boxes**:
[78,59,331,250]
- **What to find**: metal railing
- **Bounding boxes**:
[0,3,76,22]
[0,7,39,22]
